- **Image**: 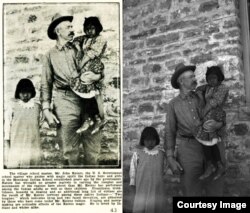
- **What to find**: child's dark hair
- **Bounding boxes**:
[206,66,225,82]
[15,78,36,99]
[139,126,160,146]
[83,16,103,36]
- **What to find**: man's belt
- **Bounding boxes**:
[180,134,195,139]
[56,85,71,91]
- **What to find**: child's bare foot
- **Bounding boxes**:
[76,118,94,134]
[199,162,216,180]
[91,116,107,135]
[213,162,225,180]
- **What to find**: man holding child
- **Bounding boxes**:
[165,63,227,196]
[40,13,102,166]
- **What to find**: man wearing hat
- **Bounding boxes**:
[40,14,102,166]
[165,63,225,196]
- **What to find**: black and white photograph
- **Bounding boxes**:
[3,2,121,169]
[1,0,250,212]
[123,0,250,212]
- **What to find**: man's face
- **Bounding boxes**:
[178,70,197,90]
[56,21,74,41]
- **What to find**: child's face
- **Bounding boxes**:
[144,139,157,150]
[207,74,219,87]
[19,92,32,103]
[85,25,96,38]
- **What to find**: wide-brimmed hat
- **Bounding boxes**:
[47,13,73,40]
[206,66,225,82]
[171,63,196,89]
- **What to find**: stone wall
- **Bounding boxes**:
[3,3,121,166]
[123,0,250,212]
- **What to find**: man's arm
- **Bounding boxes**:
[80,72,102,84]
[40,53,60,127]
[203,120,224,132]
[165,101,183,174]
[165,101,177,157]
[40,53,53,110]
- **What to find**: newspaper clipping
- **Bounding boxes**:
[1,0,122,212]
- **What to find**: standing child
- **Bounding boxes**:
[4,79,41,168]
[129,127,166,213]
[70,16,107,135]
[195,66,229,180]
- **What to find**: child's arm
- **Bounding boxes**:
[79,36,107,70]
[196,90,205,107]
[195,85,206,108]
[73,37,84,68]
[4,107,13,142]
[74,41,84,63]
[203,85,229,117]
[202,87,215,117]
[207,84,229,107]
[4,107,13,167]
[129,152,138,186]
[78,56,90,71]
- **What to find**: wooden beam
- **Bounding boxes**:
[239,0,250,105]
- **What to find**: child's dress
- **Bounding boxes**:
[71,35,107,98]
[4,99,41,168]
[129,145,166,213]
[196,83,228,141]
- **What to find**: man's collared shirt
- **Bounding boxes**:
[165,91,203,153]
[40,42,79,110]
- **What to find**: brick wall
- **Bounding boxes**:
[3,3,121,166]
[123,0,250,212]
